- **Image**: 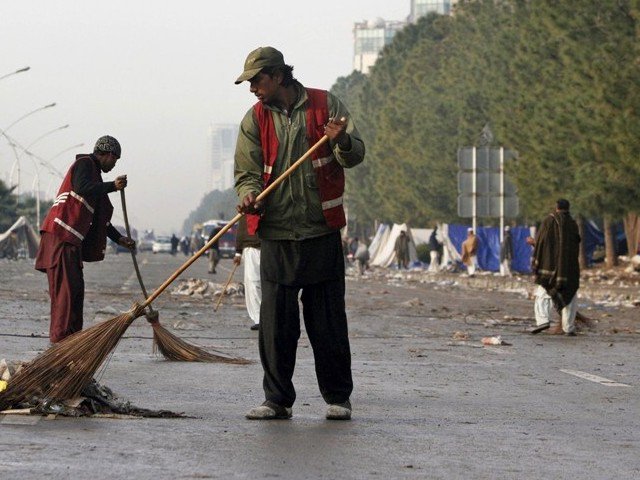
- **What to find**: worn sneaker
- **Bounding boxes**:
[326,400,352,420]
[246,401,292,420]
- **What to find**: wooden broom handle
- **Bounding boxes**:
[140,134,330,308]
[120,189,156,314]
[214,262,239,312]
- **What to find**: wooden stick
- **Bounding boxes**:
[140,134,330,309]
[120,189,156,316]
[214,262,239,312]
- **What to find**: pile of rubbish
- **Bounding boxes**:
[0,358,184,418]
[171,278,245,298]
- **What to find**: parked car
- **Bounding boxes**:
[152,236,172,254]
[138,229,155,252]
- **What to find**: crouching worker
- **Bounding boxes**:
[35,136,135,343]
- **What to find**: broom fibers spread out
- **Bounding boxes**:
[0,307,141,411]
[150,319,250,364]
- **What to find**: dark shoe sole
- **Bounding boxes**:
[530,323,550,334]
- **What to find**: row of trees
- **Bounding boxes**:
[331,0,640,264]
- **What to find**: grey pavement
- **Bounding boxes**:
[0,253,638,479]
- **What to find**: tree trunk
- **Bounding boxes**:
[603,215,618,268]
[576,214,588,270]
[623,212,639,257]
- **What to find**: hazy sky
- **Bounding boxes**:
[1,1,409,234]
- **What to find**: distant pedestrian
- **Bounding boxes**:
[354,241,370,275]
[394,230,410,269]
[180,236,190,256]
[428,227,441,273]
[207,226,222,274]
[500,227,514,277]
[170,234,179,256]
[530,199,581,336]
[461,228,479,276]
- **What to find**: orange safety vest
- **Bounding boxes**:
[247,88,346,235]
[40,155,114,262]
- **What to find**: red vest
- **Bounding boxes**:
[40,155,114,262]
[247,88,346,235]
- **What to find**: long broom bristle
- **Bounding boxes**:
[151,322,251,364]
[0,309,141,411]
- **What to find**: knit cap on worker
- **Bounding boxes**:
[94,135,121,159]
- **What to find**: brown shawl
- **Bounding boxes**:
[532,211,581,311]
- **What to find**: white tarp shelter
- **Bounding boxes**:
[369,223,418,268]
[0,216,40,259]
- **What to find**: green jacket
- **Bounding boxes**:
[234,82,365,241]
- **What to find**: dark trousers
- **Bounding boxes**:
[259,233,353,407]
[46,244,84,343]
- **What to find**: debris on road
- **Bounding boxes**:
[481,336,512,346]
[0,369,186,418]
[171,278,245,298]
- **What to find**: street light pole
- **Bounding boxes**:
[0,66,30,82]
[2,103,57,134]
[7,124,70,214]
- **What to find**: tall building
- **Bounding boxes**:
[410,0,458,22]
[208,124,239,191]
[353,19,407,74]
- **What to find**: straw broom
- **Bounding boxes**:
[0,133,331,410]
[120,189,240,362]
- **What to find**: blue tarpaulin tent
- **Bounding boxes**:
[448,224,533,273]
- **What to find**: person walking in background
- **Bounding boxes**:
[233,215,261,331]
[207,225,222,274]
[179,236,190,256]
[428,226,441,273]
[35,136,135,343]
[461,228,479,276]
[234,46,365,421]
[394,230,410,269]
[529,199,581,336]
[170,234,179,256]
[500,226,514,277]
[354,239,370,275]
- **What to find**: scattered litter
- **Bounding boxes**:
[0,359,23,382]
[481,336,512,346]
[400,297,424,307]
[171,278,245,298]
[452,331,469,340]
[1,378,187,418]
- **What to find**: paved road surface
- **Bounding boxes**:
[0,253,638,479]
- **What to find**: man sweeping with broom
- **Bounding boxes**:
[234,46,365,420]
[35,135,135,343]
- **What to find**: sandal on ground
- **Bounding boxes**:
[326,400,352,420]
[246,401,292,420]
